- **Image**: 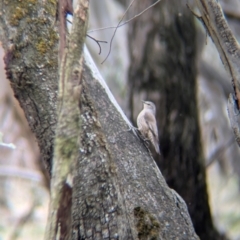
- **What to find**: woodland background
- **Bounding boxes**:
[0,0,240,239]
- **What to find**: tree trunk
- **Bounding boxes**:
[194,0,240,147]
[0,1,201,239]
[69,46,199,239]
[127,0,226,239]
[0,0,58,174]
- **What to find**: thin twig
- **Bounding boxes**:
[66,18,72,24]
[68,0,163,62]
[88,0,162,34]
[101,0,136,64]
[86,34,107,55]
[67,19,107,55]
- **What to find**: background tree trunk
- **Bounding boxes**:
[127,1,227,239]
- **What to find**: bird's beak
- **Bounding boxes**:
[141,100,146,103]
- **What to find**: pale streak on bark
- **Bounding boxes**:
[195,0,240,145]
[84,47,134,129]
[44,1,89,239]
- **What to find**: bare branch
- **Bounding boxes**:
[195,0,240,147]
[44,0,89,239]
[66,19,107,55]
[101,0,136,64]
[100,0,163,63]
[195,0,240,109]
[88,0,163,34]
[86,34,107,54]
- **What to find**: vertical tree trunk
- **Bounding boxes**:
[127,1,226,239]
[0,0,59,174]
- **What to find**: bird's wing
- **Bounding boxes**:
[144,111,160,154]
[144,111,159,139]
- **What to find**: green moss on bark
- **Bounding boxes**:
[134,206,160,239]
[4,0,58,66]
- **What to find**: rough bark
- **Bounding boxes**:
[45,0,89,239]
[0,0,58,174]
[0,1,200,239]
[71,47,199,239]
[194,0,240,146]
[127,0,225,239]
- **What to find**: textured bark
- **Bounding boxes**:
[195,0,240,108]
[0,0,58,173]
[127,0,226,239]
[44,1,89,239]
[194,0,240,147]
[71,48,199,239]
[0,1,200,239]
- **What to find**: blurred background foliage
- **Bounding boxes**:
[0,0,240,239]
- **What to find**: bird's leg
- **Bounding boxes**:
[124,125,138,132]
[138,135,152,153]
[137,131,149,144]
[118,125,152,153]
[121,125,140,140]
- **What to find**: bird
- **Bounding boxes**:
[137,101,160,154]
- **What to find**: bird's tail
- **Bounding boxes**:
[149,132,161,155]
[154,141,161,155]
